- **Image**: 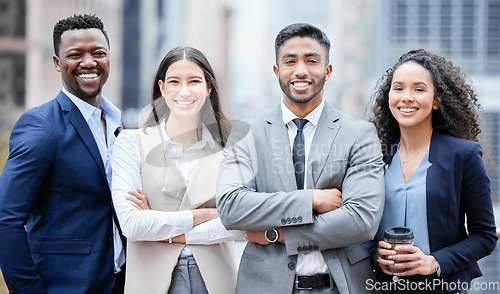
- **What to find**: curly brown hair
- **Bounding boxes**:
[370,49,481,155]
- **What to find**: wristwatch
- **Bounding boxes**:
[265,229,279,243]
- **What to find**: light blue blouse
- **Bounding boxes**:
[376,148,432,255]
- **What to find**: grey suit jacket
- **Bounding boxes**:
[216,102,384,294]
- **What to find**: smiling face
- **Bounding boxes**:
[53,28,110,104]
[273,36,332,110]
[158,59,210,120]
[389,61,439,131]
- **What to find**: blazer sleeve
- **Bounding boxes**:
[282,122,385,255]
[216,121,315,232]
[432,142,497,277]
[0,110,55,293]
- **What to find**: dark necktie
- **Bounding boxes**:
[292,118,308,190]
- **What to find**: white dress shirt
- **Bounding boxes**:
[281,99,329,275]
[111,123,244,253]
[63,88,125,273]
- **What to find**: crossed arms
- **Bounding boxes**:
[216,120,385,256]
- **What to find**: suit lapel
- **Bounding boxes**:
[265,106,297,191]
[56,92,108,185]
[309,104,340,188]
[143,127,186,201]
[160,158,186,201]
[425,131,440,252]
[179,149,223,210]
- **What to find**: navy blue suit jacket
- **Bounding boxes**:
[366,131,497,285]
[0,91,123,293]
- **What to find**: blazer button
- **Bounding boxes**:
[281,218,287,225]
[286,218,292,224]
[288,262,295,270]
[297,216,303,223]
[297,246,303,253]
[7,283,15,294]
[308,245,313,251]
[314,245,319,251]
[292,217,297,223]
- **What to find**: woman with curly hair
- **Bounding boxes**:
[365,49,497,293]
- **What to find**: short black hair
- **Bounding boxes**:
[274,23,330,64]
[53,14,109,56]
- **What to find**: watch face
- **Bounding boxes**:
[266,229,278,243]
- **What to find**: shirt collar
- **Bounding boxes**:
[161,122,217,159]
[281,98,324,127]
[62,87,121,127]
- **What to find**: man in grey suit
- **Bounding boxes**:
[217,23,384,293]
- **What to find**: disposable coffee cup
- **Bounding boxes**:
[384,226,414,273]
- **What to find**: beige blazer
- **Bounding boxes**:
[124,126,237,294]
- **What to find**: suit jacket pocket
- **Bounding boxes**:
[38,239,90,255]
[241,252,264,262]
[346,244,369,265]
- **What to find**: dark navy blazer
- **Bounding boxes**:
[366,131,497,286]
[0,91,124,293]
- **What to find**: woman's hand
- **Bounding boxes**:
[375,240,397,275]
[375,241,439,276]
[388,245,439,276]
[127,188,150,210]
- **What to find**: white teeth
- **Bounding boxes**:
[294,82,309,87]
[400,107,417,113]
[175,100,195,106]
[78,73,98,79]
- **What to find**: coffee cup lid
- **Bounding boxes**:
[384,226,414,239]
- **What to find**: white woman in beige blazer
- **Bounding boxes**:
[111,47,244,294]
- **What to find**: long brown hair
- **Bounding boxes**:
[143,47,230,147]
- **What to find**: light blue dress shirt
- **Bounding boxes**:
[377,148,432,255]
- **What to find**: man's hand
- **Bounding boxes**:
[245,227,284,245]
[192,208,218,226]
[245,231,269,245]
[312,188,342,214]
